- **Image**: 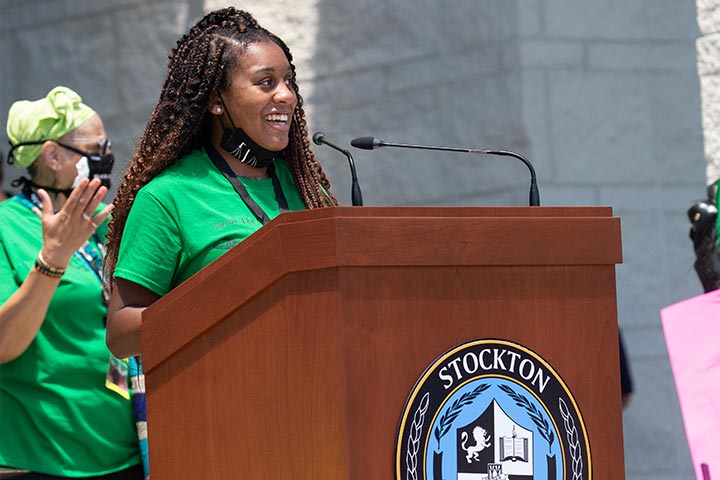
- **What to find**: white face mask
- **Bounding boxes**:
[71,156,90,188]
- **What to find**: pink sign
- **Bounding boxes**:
[661,289,720,480]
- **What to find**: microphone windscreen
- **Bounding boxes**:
[350,137,377,150]
[312,132,325,146]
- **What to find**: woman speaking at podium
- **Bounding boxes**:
[104,7,337,359]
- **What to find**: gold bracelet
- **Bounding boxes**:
[35,251,67,278]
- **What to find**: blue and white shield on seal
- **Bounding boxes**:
[455,400,534,479]
[427,378,563,480]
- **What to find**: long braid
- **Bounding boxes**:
[105,7,337,282]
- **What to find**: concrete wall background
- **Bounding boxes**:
[698,0,720,186]
[0,1,707,478]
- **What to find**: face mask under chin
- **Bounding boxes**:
[217,94,282,170]
[219,127,278,169]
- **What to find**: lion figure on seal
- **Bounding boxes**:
[461,426,491,463]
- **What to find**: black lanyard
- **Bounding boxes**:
[205,145,289,225]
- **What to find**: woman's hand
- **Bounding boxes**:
[37,178,113,267]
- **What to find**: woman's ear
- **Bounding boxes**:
[208,96,223,116]
[39,141,61,172]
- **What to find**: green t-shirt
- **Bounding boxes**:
[114,148,306,296]
[0,197,140,477]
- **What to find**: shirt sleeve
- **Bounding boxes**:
[113,189,183,297]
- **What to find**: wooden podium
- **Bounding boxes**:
[141,207,625,479]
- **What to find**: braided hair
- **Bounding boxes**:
[105,7,338,281]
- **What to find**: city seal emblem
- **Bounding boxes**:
[396,339,591,480]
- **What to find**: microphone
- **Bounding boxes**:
[351,137,540,206]
[313,132,363,206]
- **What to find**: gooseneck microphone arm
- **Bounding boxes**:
[312,132,363,206]
[350,137,540,206]
[476,149,539,207]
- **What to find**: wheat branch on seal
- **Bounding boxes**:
[406,392,430,480]
[433,383,490,449]
[559,398,584,480]
[497,384,556,451]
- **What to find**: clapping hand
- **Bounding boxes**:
[36,178,114,268]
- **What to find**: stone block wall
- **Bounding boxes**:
[698,0,720,186]
[512,2,702,478]
[0,0,707,478]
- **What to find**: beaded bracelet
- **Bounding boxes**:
[35,251,67,278]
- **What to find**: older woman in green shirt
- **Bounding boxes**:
[0,87,142,479]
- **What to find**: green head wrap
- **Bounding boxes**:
[6,86,96,168]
